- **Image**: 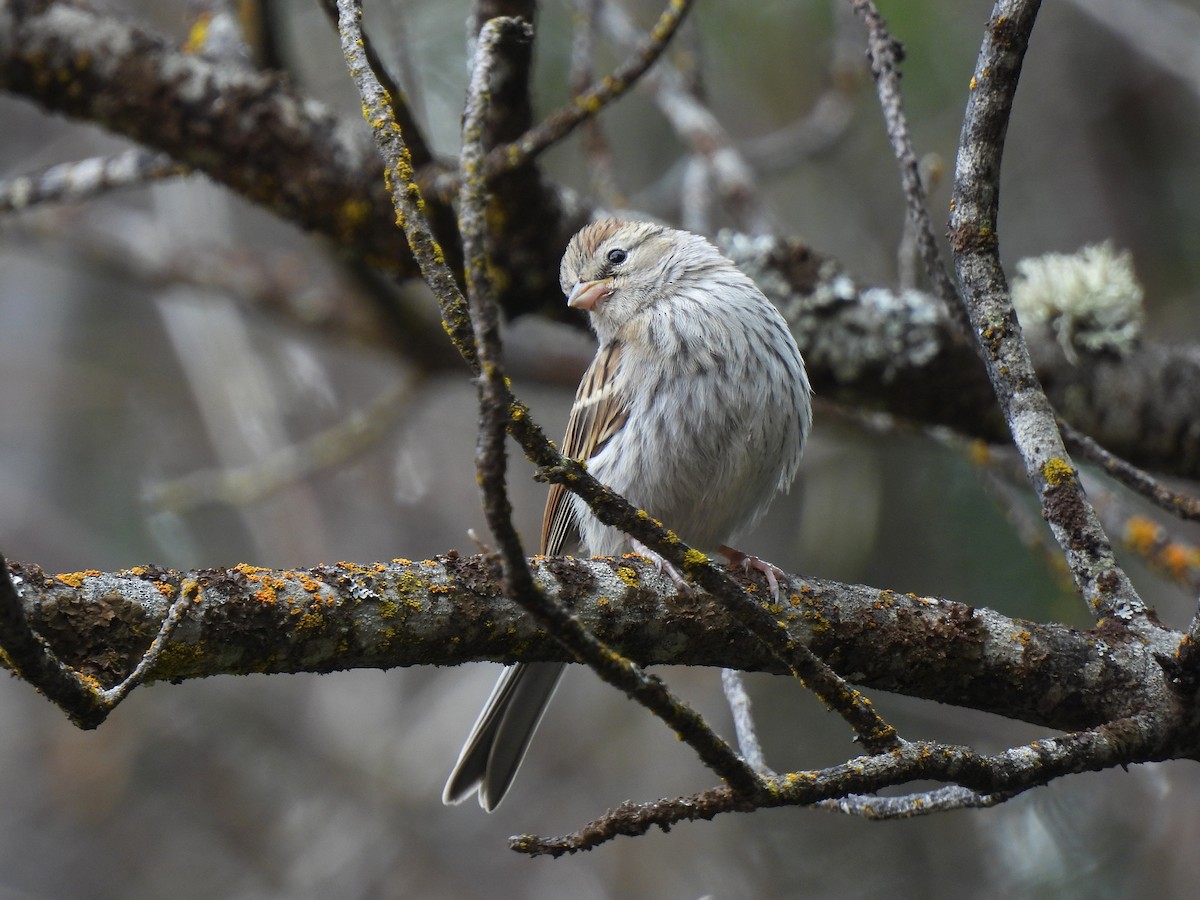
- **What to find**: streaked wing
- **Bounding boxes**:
[541,341,628,556]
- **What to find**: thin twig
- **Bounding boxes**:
[569,0,623,206]
[512,717,1162,855]
[599,1,776,232]
[721,668,772,774]
[948,0,1152,626]
[488,0,695,175]
[429,0,694,200]
[94,593,191,707]
[0,149,187,213]
[814,784,1018,818]
[1061,420,1200,522]
[318,0,433,167]
[848,0,968,332]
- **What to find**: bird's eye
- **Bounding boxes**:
[606,248,628,265]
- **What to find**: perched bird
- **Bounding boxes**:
[443,218,812,811]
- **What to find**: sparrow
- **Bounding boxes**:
[443,218,812,810]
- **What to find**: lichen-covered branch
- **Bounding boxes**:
[0,148,187,212]
[3,557,1188,740]
[949,0,1149,624]
[512,714,1171,855]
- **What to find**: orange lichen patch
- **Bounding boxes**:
[296,573,324,594]
[1011,630,1032,645]
[234,565,287,604]
[55,570,100,588]
[429,583,454,595]
[154,581,177,599]
[234,563,271,577]
[1177,634,1196,659]
[874,590,898,609]
[258,578,289,605]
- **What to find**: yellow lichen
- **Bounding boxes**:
[615,566,639,587]
[1041,457,1074,486]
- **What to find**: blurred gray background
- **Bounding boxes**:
[2,0,1199,897]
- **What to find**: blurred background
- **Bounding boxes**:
[2,0,1200,897]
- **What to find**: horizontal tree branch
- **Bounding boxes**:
[3,556,1191,749]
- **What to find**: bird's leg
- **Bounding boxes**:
[629,538,692,594]
[718,544,788,601]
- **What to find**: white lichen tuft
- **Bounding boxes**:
[1011,242,1144,363]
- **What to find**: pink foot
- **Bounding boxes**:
[630,539,692,594]
[719,544,787,601]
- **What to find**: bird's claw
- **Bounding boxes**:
[719,544,786,601]
[629,538,693,595]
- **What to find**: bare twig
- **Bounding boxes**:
[848,0,967,332]
[815,785,1017,818]
[948,0,1152,626]
[742,0,863,172]
[512,718,1163,855]
[318,0,433,167]
[427,0,695,201]
[0,149,187,212]
[721,668,772,774]
[568,0,623,206]
[486,0,694,177]
[599,2,776,232]
[1061,420,1200,522]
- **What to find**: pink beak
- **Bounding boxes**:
[567,279,611,311]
